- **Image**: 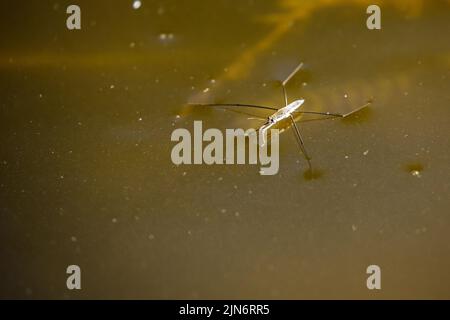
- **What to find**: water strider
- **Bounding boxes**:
[190,62,372,174]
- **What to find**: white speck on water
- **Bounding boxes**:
[110,84,115,89]
[218,177,223,181]
[363,150,369,156]
[411,170,421,178]
[138,117,143,121]
[415,226,427,234]
[132,0,142,10]
[71,236,77,242]
[182,171,187,176]
[148,234,155,240]
[203,88,210,93]
[352,224,357,232]
[112,218,118,223]
[175,114,181,119]
[129,42,136,48]
[344,93,348,98]
[157,6,165,15]
[302,82,308,87]
[210,79,216,84]
[220,208,227,214]
[159,33,174,41]
[345,155,349,159]
[187,230,192,236]
[38,93,43,99]
[235,212,240,217]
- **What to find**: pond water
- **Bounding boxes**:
[0,0,449,298]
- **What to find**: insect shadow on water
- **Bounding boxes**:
[189,62,372,178]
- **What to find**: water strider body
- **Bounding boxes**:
[263,99,305,129]
[258,99,304,146]
[190,62,371,173]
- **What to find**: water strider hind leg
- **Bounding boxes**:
[289,115,312,172]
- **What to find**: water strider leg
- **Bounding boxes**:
[188,103,277,111]
[289,115,312,172]
[281,63,313,171]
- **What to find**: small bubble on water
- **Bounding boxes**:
[132,0,142,10]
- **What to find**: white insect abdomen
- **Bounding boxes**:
[271,99,304,122]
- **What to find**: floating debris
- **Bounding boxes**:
[405,163,424,178]
[411,170,421,178]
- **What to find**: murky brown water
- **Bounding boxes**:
[0,0,449,299]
